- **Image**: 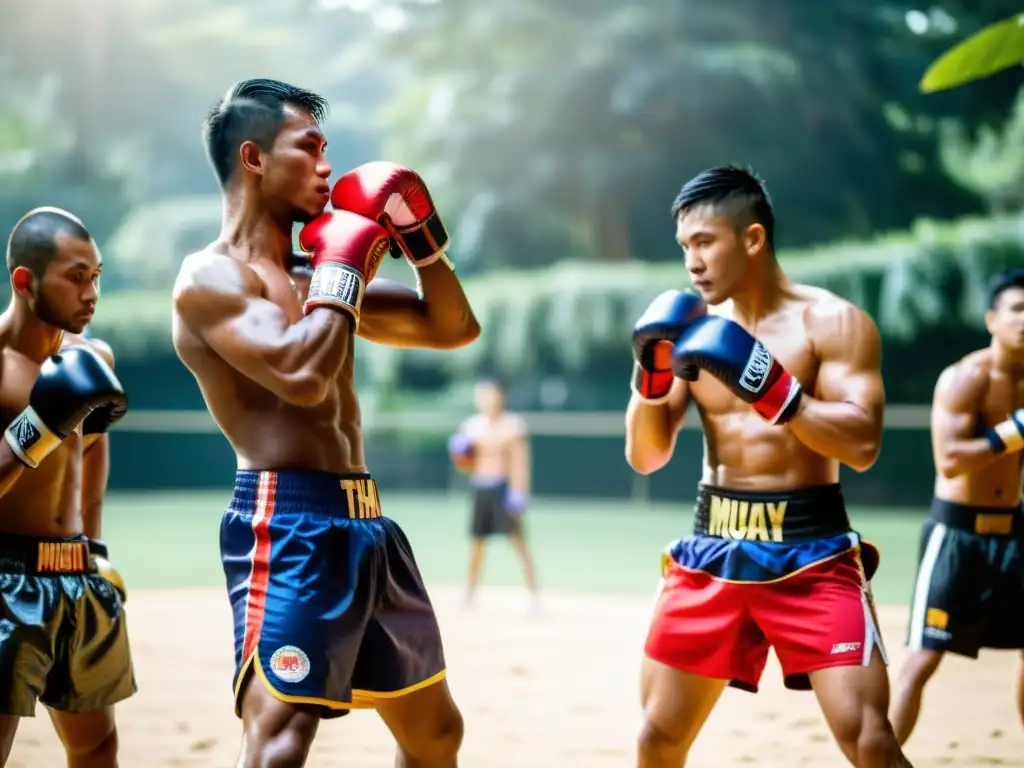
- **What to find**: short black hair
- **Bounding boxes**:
[6,207,91,276]
[987,268,1024,309]
[203,78,329,187]
[670,165,776,249]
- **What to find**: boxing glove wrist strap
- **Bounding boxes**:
[630,362,673,405]
[987,411,1024,453]
[390,211,450,266]
[304,262,365,327]
[4,406,63,469]
[753,369,803,425]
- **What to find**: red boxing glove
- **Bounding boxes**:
[297,210,390,327]
[330,161,451,268]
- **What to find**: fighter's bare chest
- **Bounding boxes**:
[980,372,1024,425]
[690,319,818,412]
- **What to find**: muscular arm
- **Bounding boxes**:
[930,364,1003,479]
[507,418,531,496]
[788,302,884,472]
[174,253,350,406]
[356,261,480,349]
[81,337,114,539]
[625,378,690,475]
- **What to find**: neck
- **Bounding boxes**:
[990,339,1024,373]
[729,257,788,325]
[219,186,294,268]
[4,301,65,363]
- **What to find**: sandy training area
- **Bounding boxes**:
[7,587,1023,767]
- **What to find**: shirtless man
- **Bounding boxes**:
[890,268,1024,744]
[0,208,132,767]
[448,378,539,613]
[625,166,911,767]
[172,79,479,768]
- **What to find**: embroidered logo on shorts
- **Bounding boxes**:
[269,646,311,684]
[830,642,862,654]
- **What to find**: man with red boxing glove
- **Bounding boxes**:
[173,79,479,768]
[625,166,911,767]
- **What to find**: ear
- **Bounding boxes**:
[984,309,996,335]
[11,266,33,298]
[239,140,264,176]
[744,223,767,258]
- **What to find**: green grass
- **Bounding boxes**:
[103,491,927,605]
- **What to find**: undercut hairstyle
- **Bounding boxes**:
[987,268,1024,309]
[203,78,329,187]
[6,208,91,277]
[670,165,776,250]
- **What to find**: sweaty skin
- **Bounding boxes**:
[626,283,885,487]
[931,349,1024,505]
[0,326,111,537]
[173,247,478,473]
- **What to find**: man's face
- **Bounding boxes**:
[260,105,332,224]
[676,204,758,305]
[31,234,102,333]
[474,381,504,416]
[986,285,1024,353]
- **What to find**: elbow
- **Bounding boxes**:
[281,372,330,407]
[435,316,481,350]
[936,455,961,480]
[847,438,882,473]
[625,444,667,476]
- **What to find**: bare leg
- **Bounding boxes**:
[465,539,485,605]
[889,649,943,745]
[508,533,540,613]
[0,716,19,767]
[810,649,913,767]
[376,678,463,768]
[236,675,320,768]
[637,656,727,768]
[48,707,119,768]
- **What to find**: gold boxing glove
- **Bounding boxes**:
[89,539,127,603]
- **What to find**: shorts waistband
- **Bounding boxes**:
[694,483,851,543]
[930,497,1021,536]
[0,534,96,575]
[230,470,384,520]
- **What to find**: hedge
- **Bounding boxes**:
[91,213,1024,388]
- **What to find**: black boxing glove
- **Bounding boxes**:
[5,346,127,468]
[631,290,708,403]
[82,401,128,440]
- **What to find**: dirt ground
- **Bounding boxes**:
[7,587,1023,767]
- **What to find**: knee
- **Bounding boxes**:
[853,723,904,768]
[637,718,690,765]
[401,706,464,762]
[831,714,902,768]
[898,651,942,689]
[240,723,314,768]
[66,726,117,765]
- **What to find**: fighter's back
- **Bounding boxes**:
[689,282,879,490]
[173,247,364,472]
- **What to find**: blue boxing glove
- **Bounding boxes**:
[505,489,530,516]
[631,290,707,403]
[448,432,476,473]
[671,316,802,425]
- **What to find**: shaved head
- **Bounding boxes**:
[7,207,92,277]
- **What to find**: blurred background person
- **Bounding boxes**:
[449,378,540,614]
